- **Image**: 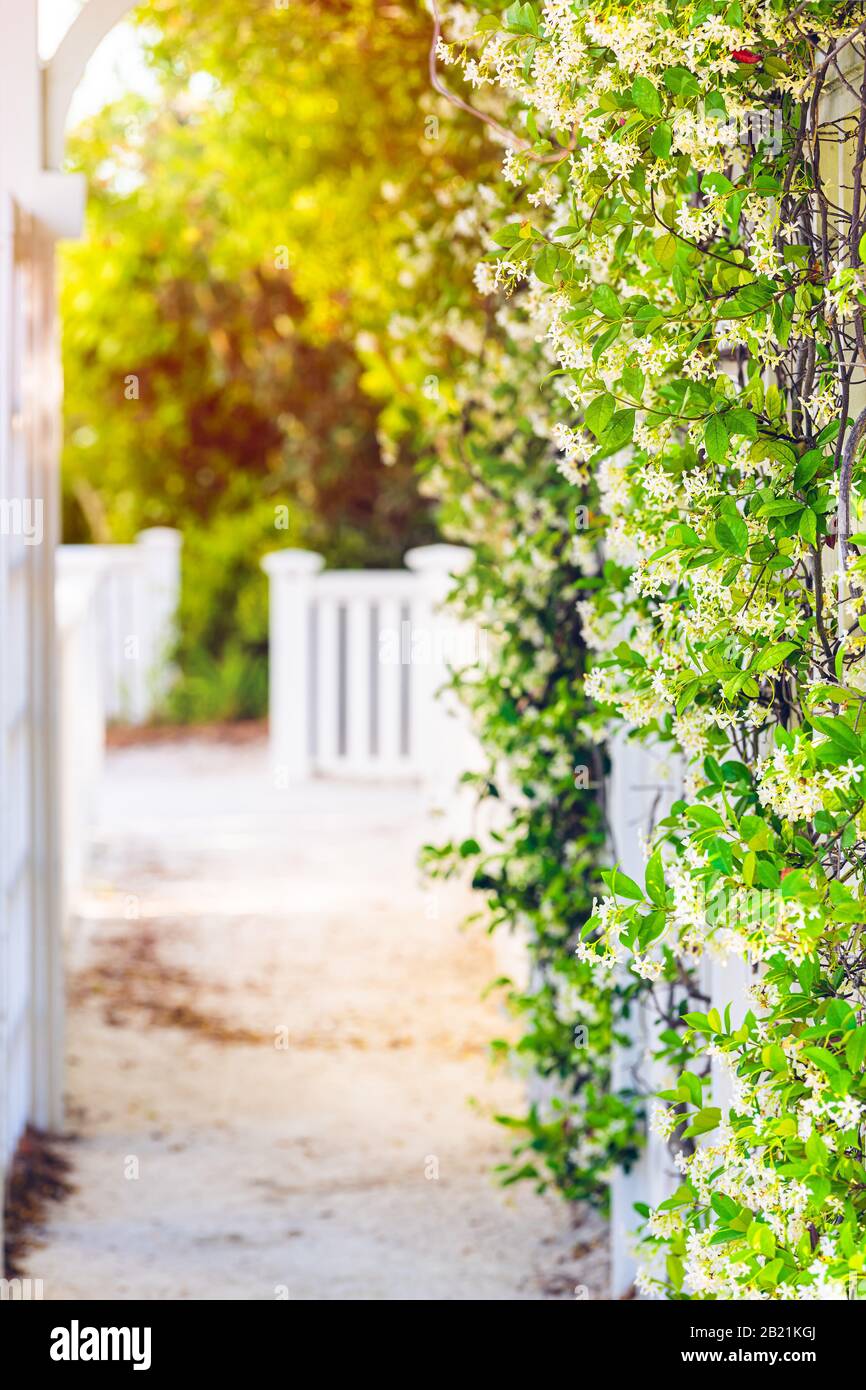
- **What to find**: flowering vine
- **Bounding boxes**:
[431,0,866,1298]
[417,305,645,1205]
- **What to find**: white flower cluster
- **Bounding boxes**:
[756,744,864,823]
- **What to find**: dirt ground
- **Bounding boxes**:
[21,735,608,1301]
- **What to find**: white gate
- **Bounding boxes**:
[262,544,480,791]
[0,195,63,1186]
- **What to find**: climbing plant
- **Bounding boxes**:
[342,98,647,1206]
[431,0,866,1298]
[417,305,644,1206]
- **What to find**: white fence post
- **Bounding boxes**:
[608,732,683,1297]
[134,526,182,719]
[404,543,479,815]
[261,549,324,782]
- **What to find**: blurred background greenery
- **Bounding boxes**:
[61,0,485,721]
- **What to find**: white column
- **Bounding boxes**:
[29,229,64,1137]
[134,526,182,719]
[261,549,324,782]
[0,0,84,1254]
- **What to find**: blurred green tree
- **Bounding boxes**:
[61,0,488,719]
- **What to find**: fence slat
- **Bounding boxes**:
[376,594,402,774]
[316,596,341,774]
[346,596,371,774]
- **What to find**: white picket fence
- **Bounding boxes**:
[55,528,182,908]
[261,543,482,800]
[57,527,182,723]
[56,536,484,916]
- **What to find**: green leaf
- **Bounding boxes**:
[678,1070,703,1106]
[748,1223,775,1258]
[724,407,758,439]
[631,76,662,118]
[620,363,644,398]
[658,1183,695,1211]
[591,284,623,320]
[794,449,825,489]
[726,278,775,317]
[683,1106,722,1138]
[715,511,748,555]
[681,1011,712,1033]
[753,641,798,673]
[798,507,818,546]
[666,1254,684,1292]
[711,1193,740,1222]
[585,392,616,440]
[534,243,561,285]
[709,1227,742,1246]
[503,1,539,35]
[687,804,724,828]
[592,322,621,362]
[762,1043,787,1073]
[597,407,635,453]
[663,65,700,98]
[811,715,861,758]
[645,850,666,906]
[802,1045,841,1075]
[653,233,677,269]
[704,414,729,464]
[600,866,645,900]
[666,523,701,548]
[650,122,672,159]
[846,1026,866,1072]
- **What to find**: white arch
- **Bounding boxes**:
[43,0,138,170]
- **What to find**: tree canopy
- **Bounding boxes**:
[61,0,490,715]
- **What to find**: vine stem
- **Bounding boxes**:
[849,54,866,368]
[795,21,866,97]
[427,0,529,150]
[839,405,866,576]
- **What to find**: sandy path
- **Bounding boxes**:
[23,736,607,1300]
